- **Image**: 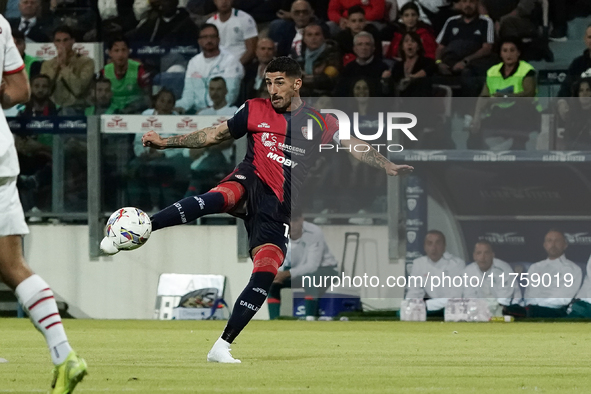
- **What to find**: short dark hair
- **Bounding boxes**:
[210,76,227,87]
[347,5,365,17]
[498,36,523,55]
[31,73,50,84]
[474,239,493,251]
[199,23,219,38]
[53,25,74,39]
[94,76,111,87]
[571,77,591,97]
[304,22,327,39]
[153,87,175,104]
[264,56,303,79]
[425,230,446,243]
[107,35,129,50]
[12,29,25,41]
[400,2,420,15]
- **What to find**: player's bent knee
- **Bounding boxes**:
[210,181,246,212]
[252,244,285,275]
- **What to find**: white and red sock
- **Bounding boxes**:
[15,275,72,365]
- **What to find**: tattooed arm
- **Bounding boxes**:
[142,121,233,149]
[1,69,30,109]
[341,137,414,176]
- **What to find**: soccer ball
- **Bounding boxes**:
[104,207,152,251]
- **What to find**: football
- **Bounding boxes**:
[103,207,152,251]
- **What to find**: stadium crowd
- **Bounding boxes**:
[6,0,591,216]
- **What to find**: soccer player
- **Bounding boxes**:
[0,16,88,393]
[102,56,413,363]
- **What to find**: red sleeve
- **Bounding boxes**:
[327,0,344,23]
[363,0,385,22]
[137,64,150,88]
[387,33,401,59]
[321,113,339,145]
[420,29,437,59]
[4,64,24,75]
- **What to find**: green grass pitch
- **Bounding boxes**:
[2,319,591,393]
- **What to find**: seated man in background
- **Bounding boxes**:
[297,23,341,96]
[268,209,339,321]
[12,30,41,78]
[102,36,150,114]
[525,230,582,318]
[207,0,258,65]
[85,77,120,115]
[557,24,591,99]
[7,0,51,42]
[239,37,275,103]
[18,74,58,116]
[175,24,244,114]
[197,77,238,116]
[40,26,94,110]
[405,230,465,315]
[334,5,381,65]
[462,240,521,316]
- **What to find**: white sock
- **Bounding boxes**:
[15,275,73,365]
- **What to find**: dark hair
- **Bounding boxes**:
[474,239,494,251]
[199,23,219,37]
[347,5,365,16]
[498,36,522,55]
[400,2,420,15]
[12,30,25,41]
[53,25,74,39]
[425,230,446,243]
[153,87,176,105]
[349,76,378,97]
[210,76,227,87]
[399,31,425,60]
[31,73,50,84]
[265,56,303,79]
[572,77,591,97]
[304,22,327,39]
[107,35,129,50]
[94,76,111,87]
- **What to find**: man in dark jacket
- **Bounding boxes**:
[7,0,51,42]
[558,24,591,97]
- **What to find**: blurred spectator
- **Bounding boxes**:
[334,31,390,96]
[197,77,238,115]
[98,0,140,37]
[396,0,457,32]
[7,0,51,42]
[40,26,94,109]
[299,23,341,96]
[268,0,321,58]
[559,78,591,150]
[18,74,58,116]
[12,30,41,78]
[557,25,591,98]
[390,31,436,96]
[470,37,539,150]
[480,0,538,40]
[239,37,275,102]
[524,230,582,318]
[386,2,436,60]
[50,0,98,42]
[568,255,591,318]
[2,0,21,19]
[328,0,385,28]
[462,240,521,316]
[85,77,121,115]
[405,230,465,315]
[435,0,494,97]
[102,36,150,113]
[129,88,191,209]
[207,0,258,65]
[127,0,199,45]
[334,5,381,65]
[175,24,244,113]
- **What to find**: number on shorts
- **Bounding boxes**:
[283,223,290,238]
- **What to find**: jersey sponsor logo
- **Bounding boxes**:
[474,30,481,35]
[452,27,459,35]
[267,152,298,168]
[257,122,271,129]
[261,132,277,151]
[141,116,163,131]
[235,174,246,180]
[176,117,197,130]
[106,116,127,129]
[278,142,305,156]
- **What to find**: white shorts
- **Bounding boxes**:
[0,176,29,237]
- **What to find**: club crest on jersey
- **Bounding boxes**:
[301,126,312,140]
[261,132,278,151]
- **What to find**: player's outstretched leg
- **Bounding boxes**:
[101,182,245,255]
[207,244,284,363]
[0,235,87,393]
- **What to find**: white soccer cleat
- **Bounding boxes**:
[207,338,241,364]
[100,237,120,255]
